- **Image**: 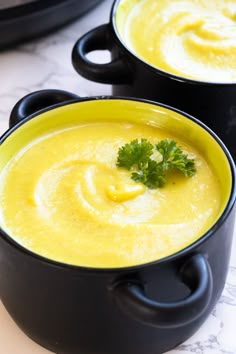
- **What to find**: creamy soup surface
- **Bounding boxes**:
[0,122,222,268]
[116,0,236,83]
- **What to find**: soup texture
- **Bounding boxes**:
[116,0,236,83]
[0,119,223,268]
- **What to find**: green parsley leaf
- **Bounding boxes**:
[155,139,196,177]
[117,138,153,170]
[116,138,196,189]
[131,160,166,189]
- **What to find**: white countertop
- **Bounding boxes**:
[0,1,236,353]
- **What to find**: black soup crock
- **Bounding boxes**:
[0,89,235,354]
[72,0,236,160]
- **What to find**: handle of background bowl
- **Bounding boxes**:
[72,24,132,84]
[112,254,213,328]
[9,89,79,128]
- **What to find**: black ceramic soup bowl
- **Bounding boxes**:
[0,89,235,354]
[72,0,236,160]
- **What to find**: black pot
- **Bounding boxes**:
[0,89,235,354]
[72,0,236,161]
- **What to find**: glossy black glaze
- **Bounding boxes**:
[72,1,236,160]
[113,254,213,328]
[9,89,79,127]
[0,90,235,354]
[0,0,104,50]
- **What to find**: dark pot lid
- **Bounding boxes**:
[0,0,105,49]
[0,0,38,10]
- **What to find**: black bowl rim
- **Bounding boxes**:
[111,0,236,87]
[0,95,235,274]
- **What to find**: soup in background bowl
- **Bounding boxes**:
[116,0,236,83]
[0,90,235,354]
[72,0,236,159]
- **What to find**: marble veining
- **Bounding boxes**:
[0,0,235,353]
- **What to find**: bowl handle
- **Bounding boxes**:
[72,24,132,84]
[112,254,213,328]
[9,89,79,128]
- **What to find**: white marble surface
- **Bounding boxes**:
[0,0,235,353]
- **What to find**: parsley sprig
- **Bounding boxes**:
[117,138,196,189]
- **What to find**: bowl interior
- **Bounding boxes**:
[113,0,236,85]
[0,98,232,221]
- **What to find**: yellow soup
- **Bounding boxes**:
[116,0,236,83]
[0,100,231,268]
